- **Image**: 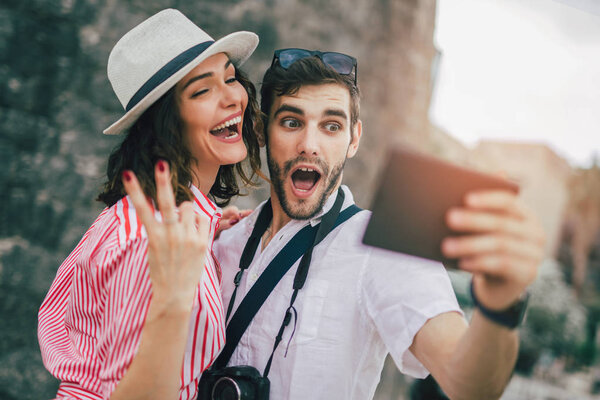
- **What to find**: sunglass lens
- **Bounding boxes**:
[322,53,354,74]
[278,49,313,69]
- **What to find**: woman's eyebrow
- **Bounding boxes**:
[181,59,233,91]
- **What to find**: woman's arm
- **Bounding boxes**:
[110,161,209,400]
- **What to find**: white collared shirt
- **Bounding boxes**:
[214,185,461,400]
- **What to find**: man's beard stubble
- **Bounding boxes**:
[266,147,346,220]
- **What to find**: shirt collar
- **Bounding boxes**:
[245,185,355,233]
[189,184,222,218]
[307,185,354,226]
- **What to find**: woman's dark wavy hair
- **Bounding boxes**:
[97,68,262,208]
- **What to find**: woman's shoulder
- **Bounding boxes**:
[110,195,148,248]
[81,197,148,261]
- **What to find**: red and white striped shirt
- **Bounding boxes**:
[38,185,225,400]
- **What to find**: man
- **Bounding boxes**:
[212,49,545,399]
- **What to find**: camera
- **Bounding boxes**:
[198,365,270,400]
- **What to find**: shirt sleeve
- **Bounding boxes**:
[360,248,463,378]
[39,233,151,400]
[96,237,152,397]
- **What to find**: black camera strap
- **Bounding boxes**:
[213,188,361,371]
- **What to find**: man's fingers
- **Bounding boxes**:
[221,206,253,224]
[239,209,253,218]
[459,255,538,285]
[446,208,546,244]
[122,170,157,231]
[221,206,241,220]
[155,160,178,225]
[442,234,544,263]
[463,190,527,219]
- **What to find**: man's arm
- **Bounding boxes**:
[410,189,545,400]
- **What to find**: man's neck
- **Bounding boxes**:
[262,189,292,250]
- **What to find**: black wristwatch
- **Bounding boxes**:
[469,281,529,330]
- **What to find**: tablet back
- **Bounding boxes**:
[362,146,519,268]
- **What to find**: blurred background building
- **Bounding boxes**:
[0,0,598,399]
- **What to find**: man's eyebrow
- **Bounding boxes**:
[273,104,304,119]
[324,109,348,120]
[181,59,233,91]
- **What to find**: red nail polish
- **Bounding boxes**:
[122,170,132,182]
[158,160,166,172]
[230,219,239,225]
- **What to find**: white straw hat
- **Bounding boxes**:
[103,8,259,135]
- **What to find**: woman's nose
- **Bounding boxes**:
[221,82,243,109]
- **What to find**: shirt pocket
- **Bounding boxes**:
[288,278,330,344]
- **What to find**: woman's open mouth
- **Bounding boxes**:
[210,114,242,142]
[290,166,322,198]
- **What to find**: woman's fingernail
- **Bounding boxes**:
[122,170,132,182]
[230,219,239,225]
[158,160,166,172]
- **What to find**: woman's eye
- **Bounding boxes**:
[191,89,209,98]
[281,119,301,129]
[226,77,238,84]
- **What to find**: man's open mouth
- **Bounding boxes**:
[291,167,322,192]
[210,115,242,140]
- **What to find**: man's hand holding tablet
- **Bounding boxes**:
[363,146,545,313]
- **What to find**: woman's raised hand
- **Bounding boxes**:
[122,160,209,314]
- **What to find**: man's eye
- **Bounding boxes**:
[281,119,301,129]
[324,122,341,132]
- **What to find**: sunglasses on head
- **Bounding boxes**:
[271,48,358,85]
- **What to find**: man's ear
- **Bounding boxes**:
[346,119,362,159]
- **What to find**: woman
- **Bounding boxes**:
[38,9,261,400]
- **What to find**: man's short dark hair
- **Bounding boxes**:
[260,56,360,135]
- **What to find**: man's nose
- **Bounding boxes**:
[297,125,319,156]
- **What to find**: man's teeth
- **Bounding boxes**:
[212,116,242,131]
[298,167,315,172]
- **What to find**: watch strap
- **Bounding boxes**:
[470,280,528,329]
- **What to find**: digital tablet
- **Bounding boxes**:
[362,146,519,268]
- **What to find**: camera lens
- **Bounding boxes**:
[212,377,241,400]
